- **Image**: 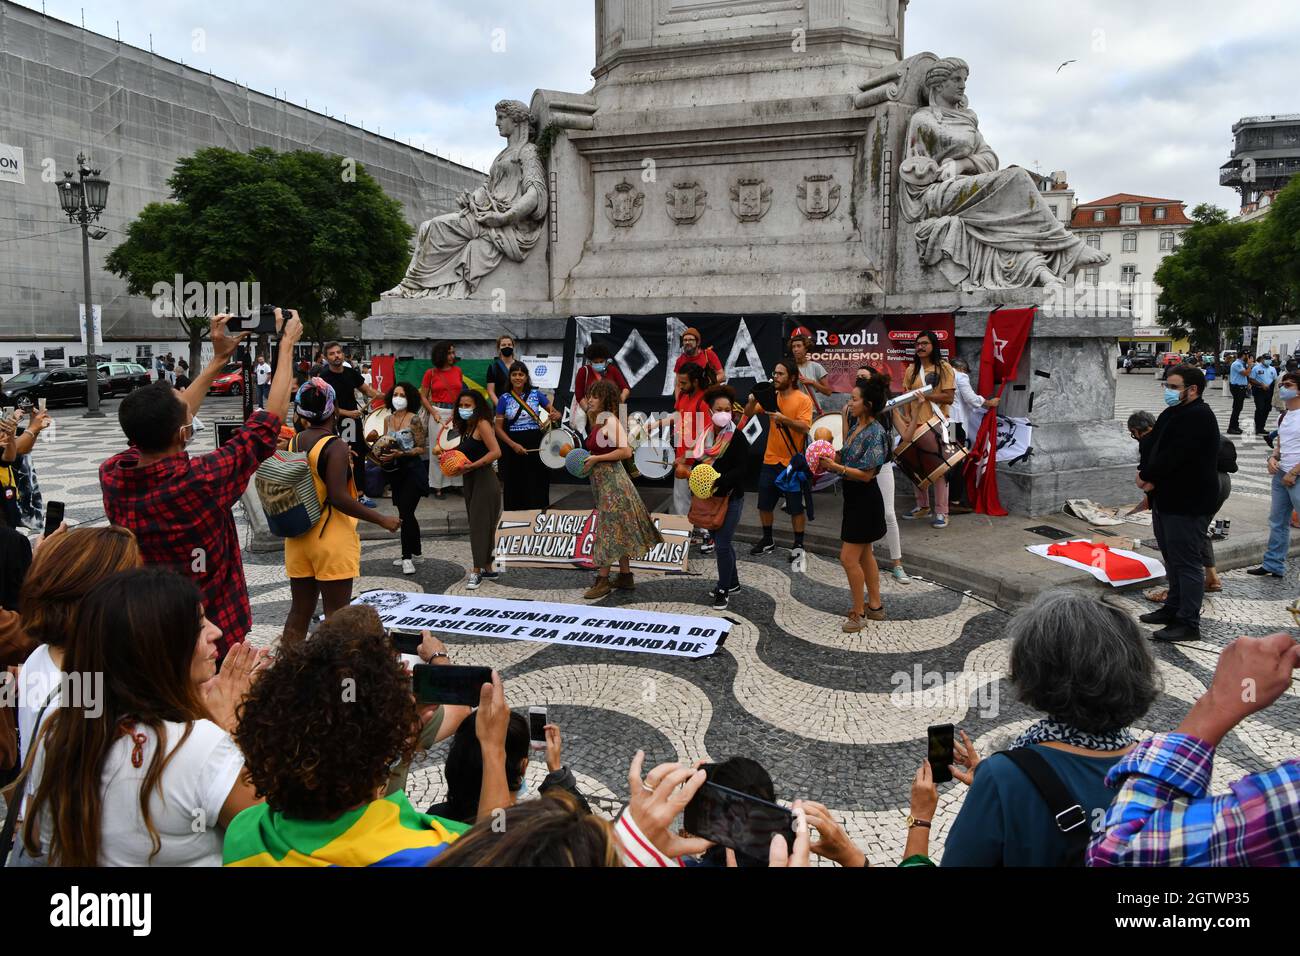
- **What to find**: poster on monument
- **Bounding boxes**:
[785,314,957,395]
[556,314,784,419]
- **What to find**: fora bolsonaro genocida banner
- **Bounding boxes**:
[353,590,729,658]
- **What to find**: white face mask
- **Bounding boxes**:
[712,411,733,429]
[392,396,408,412]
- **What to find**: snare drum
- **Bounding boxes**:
[539,426,582,470]
[892,415,967,491]
[633,440,675,479]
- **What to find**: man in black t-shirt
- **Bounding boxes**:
[318,341,383,501]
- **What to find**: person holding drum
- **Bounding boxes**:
[744,358,814,561]
[899,331,957,529]
[495,361,561,511]
[453,389,503,589]
[822,377,892,631]
[420,341,464,500]
[579,380,664,601]
[373,382,428,576]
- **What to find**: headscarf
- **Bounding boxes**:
[295,377,336,423]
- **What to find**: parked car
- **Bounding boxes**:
[1117,351,1157,370]
[0,367,109,407]
[97,361,150,396]
[209,363,245,396]
[1158,352,1184,367]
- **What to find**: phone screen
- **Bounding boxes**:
[42,501,65,539]
[927,723,955,784]
[388,630,421,656]
[683,780,794,862]
[529,709,547,744]
[411,664,492,706]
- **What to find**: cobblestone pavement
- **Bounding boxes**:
[32,387,1300,865]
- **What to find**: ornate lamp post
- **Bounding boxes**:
[55,153,110,417]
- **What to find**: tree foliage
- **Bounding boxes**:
[105,147,414,363]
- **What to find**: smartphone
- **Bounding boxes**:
[411,663,492,706]
[528,706,547,750]
[388,630,421,656]
[42,500,64,538]
[683,780,795,862]
[228,306,282,335]
[927,723,955,784]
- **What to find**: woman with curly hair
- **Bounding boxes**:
[224,605,473,867]
[17,568,261,866]
[579,379,663,601]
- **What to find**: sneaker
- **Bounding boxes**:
[711,590,729,611]
[699,538,716,555]
[1226,428,1243,435]
[584,577,613,600]
[726,584,743,595]
[359,496,378,509]
[480,571,500,581]
[1150,622,1201,643]
[465,572,482,589]
[890,566,912,585]
[930,515,948,529]
[750,540,775,556]
[1247,567,1284,578]
[395,556,423,567]
[789,547,806,564]
[903,506,930,520]
[401,559,416,575]
[1139,608,1176,625]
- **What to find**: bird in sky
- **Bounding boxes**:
[1057,59,1077,73]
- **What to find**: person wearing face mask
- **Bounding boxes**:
[1250,353,1278,437]
[377,383,428,575]
[1249,371,1300,582]
[673,327,725,399]
[100,313,302,661]
[573,342,630,416]
[1135,365,1221,642]
[486,335,517,407]
[453,389,503,589]
[696,386,750,610]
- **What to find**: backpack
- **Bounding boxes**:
[1217,435,1238,474]
[254,435,335,538]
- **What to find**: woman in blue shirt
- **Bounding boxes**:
[940,590,1159,866]
[822,378,891,632]
[493,362,560,511]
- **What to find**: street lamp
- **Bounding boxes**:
[54,152,110,417]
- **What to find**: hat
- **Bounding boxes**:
[789,326,812,340]
[681,327,702,343]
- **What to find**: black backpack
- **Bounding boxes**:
[1217,435,1238,474]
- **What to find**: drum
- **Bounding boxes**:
[539,426,582,470]
[810,413,845,450]
[435,422,462,452]
[633,440,675,479]
[892,415,967,491]
[362,407,390,444]
[564,448,592,478]
[804,439,836,476]
[368,434,401,472]
[438,450,470,477]
[750,380,779,414]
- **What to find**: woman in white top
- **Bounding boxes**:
[18,568,261,867]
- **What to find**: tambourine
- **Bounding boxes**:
[893,415,967,491]
[539,426,582,470]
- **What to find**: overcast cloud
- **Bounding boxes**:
[28,0,1300,211]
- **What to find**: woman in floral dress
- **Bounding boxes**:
[580,380,662,601]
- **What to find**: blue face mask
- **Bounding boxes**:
[1263,359,1273,367]
[1281,387,1299,402]
[1164,387,1182,407]
[592,363,607,373]
[457,407,474,420]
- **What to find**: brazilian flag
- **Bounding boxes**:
[392,359,492,400]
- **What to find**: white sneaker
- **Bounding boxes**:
[393,558,404,567]
[891,566,912,585]
[466,572,482,590]
[395,556,422,567]
[401,559,416,575]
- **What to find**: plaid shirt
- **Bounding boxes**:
[1088,732,1300,866]
[100,410,280,656]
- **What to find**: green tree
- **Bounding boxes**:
[106,147,413,371]
[1236,175,1300,324]
[1155,204,1260,351]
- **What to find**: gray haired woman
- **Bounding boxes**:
[939,590,1159,866]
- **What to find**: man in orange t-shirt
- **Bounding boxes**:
[743,359,813,562]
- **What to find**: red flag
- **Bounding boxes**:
[967,308,1036,515]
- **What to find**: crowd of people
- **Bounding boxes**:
[1,311,1298,871]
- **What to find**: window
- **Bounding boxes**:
[1122,206,1138,222]
[1085,267,1100,285]
[1093,209,1106,222]
[1154,207,1167,220]
[1123,233,1137,252]
[1160,231,1175,251]
[1086,234,1101,249]
[1121,264,1137,284]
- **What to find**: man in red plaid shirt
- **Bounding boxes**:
[100,313,303,658]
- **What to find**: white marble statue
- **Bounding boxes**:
[383,100,548,299]
[899,58,1108,290]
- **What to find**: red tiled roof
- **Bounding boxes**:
[1071,193,1192,229]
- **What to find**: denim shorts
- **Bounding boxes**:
[757,462,803,515]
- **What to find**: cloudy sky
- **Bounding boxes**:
[30,0,1300,212]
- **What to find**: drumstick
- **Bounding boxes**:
[883,383,934,410]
